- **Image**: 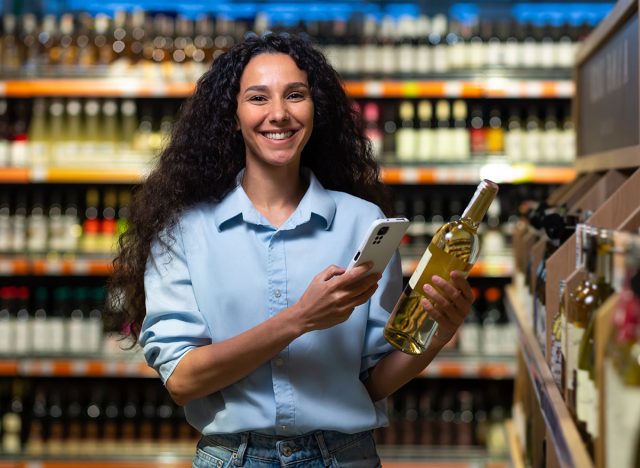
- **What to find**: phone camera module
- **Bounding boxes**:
[377,227,389,236]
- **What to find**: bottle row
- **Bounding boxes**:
[375,379,512,453]
[0,97,576,169]
[0,280,516,359]
[0,378,198,456]
[0,10,597,79]
[358,99,575,163]
[0,187,129,255]
[0,285,109,356]
[0,377,512,456]
[516,210,640,466]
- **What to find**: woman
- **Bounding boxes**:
[109,33,473,467]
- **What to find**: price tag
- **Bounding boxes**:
[524,81,544,97]
[555,81,574,97]
[364,81,383,97]
[402,168,419,184]
[444,81,462,97]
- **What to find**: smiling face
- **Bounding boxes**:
[236,53,314,171]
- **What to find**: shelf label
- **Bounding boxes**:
[364,81,383,97]
[31,166,47,182]
[444,81,462,97]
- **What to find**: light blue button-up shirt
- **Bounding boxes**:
[141,169,402,436]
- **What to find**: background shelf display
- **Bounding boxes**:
[0,165,575,185]
[0,78,575,99]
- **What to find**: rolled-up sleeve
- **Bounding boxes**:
[360,250,403,375]
[140,221,211,384]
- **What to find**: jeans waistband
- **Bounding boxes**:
[199,430,373,466]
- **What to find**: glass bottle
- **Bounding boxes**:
[575,228,614,455]
[384,179,499,354]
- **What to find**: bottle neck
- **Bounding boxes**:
[461,180,499,228]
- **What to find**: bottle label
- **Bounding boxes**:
[408,243,471,291]
[566,324,584,390]
[604,359,640,468]
[550,330,563,390]
[14,318,29,354]
[576,368,592,425]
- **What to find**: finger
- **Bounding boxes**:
[342,283,379,310]
[450,271,473,302]
[432,275,472,312]
[423,283,466,325]
[322,265,346,281]
[339,262,375,285]
[421,297,457,330]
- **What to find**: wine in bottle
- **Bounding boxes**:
[384,180,499,354]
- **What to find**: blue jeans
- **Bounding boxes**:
[192,430,381,468]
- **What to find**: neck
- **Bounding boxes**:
[241,162,307,222]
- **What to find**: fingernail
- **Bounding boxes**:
[423,284,435,294]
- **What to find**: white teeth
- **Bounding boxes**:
[263,131,294,140]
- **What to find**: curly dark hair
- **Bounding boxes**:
[108,33,392,345]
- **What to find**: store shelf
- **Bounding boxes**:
[0,78,574,99]
[402,256,514,278]
[0,357,155,378]
[0,256,113,276]
[505,419,525,468]
[419,353,516,379]
[0,167,149,184]
[0,164,574,186]
[382,164,576,185]
[504,285,593,468]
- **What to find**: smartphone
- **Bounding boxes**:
[347,218,410,274]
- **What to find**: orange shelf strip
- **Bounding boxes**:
[0,167,30,183]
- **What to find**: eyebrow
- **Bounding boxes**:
[243,82,309,94]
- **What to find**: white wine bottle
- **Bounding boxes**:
[384,179,499,354]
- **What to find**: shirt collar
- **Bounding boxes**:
[212,168,336,231]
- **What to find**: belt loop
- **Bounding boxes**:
[314,431,332,467]
[234,433,249,466]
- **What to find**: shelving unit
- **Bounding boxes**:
[504,286,592,467]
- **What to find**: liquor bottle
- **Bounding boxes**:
[0,192,9,252]
[458,288,481,355]
[48,190,65,252]
[0,287,14,355]
[363,102,383,160]
[14,287,29,355]
[560,105,576,163]
[486,107,505,155]
[604,239,640,468]
[482,288,503,356]
[62,189,81,253]
[416,100,434,161]
[542,105,560,162]
[62,99,83,165]
[451,100,470,160]
[469,105,486,156]
[27,190,48,253]
[396,101,416,162]
[571,229,612,453]
[434,100,452,161]
[47,390,65,455]
[1,15,21,71]
[575,229,614,455]
[384,180,499,354]
[2,380,24,454]
[551,280,567,391]
[50,287,70,354]
[414,15,432,75]
[48,99,65,164]
[116,189,131,239]
[28,98,49,169]
[82,188,100,254]
[11,193,27,253]
[0,100,9,167]
[68,287,88,354]
[99,189,117,254]
[505,106,524,162]
[430,14,449,73]
[9,102,29,168]
[523,106,542,162]
[566,224,590,414]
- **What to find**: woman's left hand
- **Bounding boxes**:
[421,270,474,345]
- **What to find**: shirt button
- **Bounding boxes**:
[274,289,282,298]
[274,358,284,366]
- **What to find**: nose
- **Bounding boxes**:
[269,98,290,123]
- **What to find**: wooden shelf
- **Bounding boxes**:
[504,286,593,468]
[575,146,640,173]
[0,78,574,99]
[505,419,526,468]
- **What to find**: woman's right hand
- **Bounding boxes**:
[293,263,382,333]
